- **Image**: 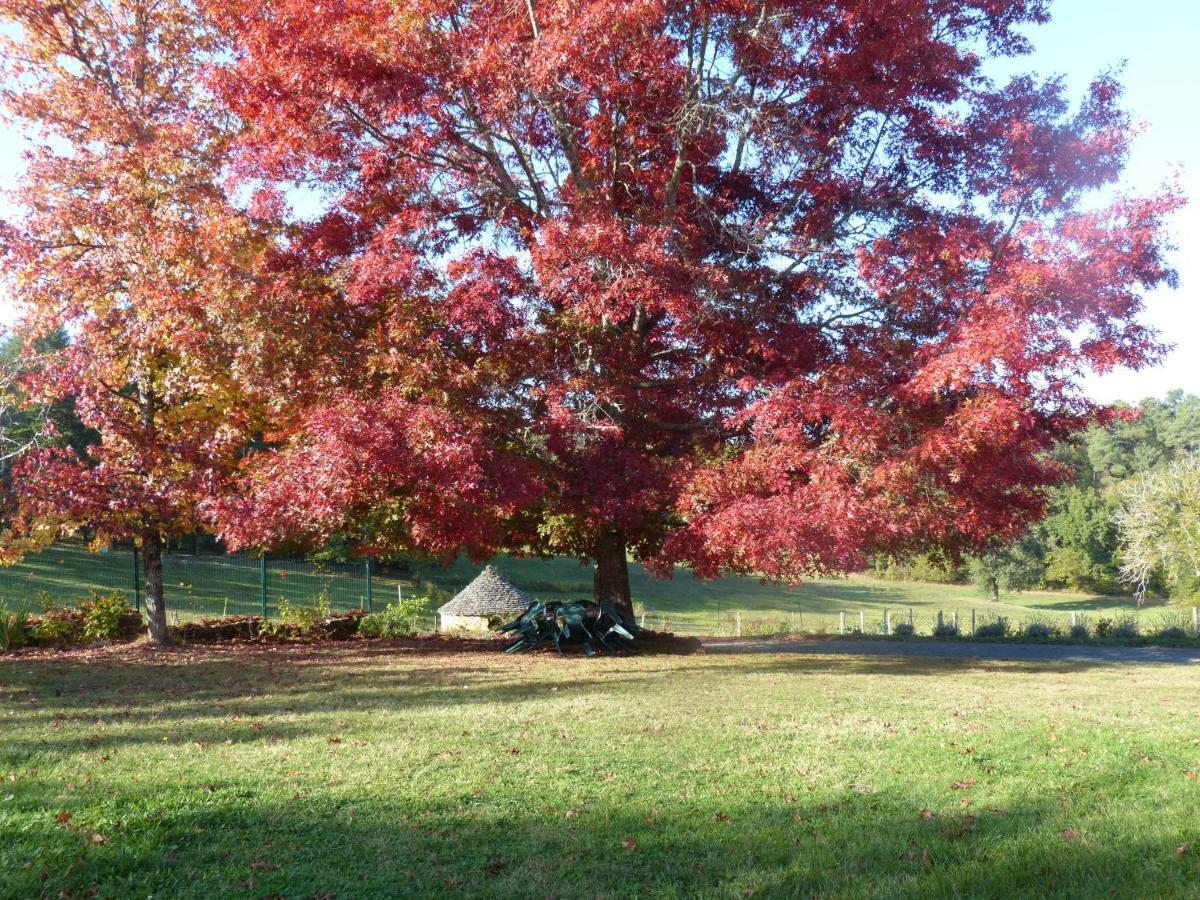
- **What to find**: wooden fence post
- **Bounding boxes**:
[885,611,891,636]
[1193,607,1198,633]
[937,610,944,629]
[1071,611,1077,628]
[952,610,958,631]
[971,608,976,634]
[859,611,865,634]
[908,608,914,628]
[839,611,846,634]
[735,611,741,637]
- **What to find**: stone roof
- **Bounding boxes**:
[437,564,534,617]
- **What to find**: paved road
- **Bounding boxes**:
[700,636,1200,665]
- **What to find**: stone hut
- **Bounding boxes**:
[437,564,534,632]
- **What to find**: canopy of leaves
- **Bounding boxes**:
[198,0,1180,581]
[1116,453,1200,599]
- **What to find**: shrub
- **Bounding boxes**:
[273,592,331,634]
[1155,626,1188,642]
[30,610,82,646]
[1069,623,1090,640]
[891,622,915,637]
[974,618,1010,639]
[743,618,791,637]
[80,590,132,641]
[0,608,30,651]
[1093,618,1115,638]
[932,621,959,638]
[1023,622,1054,640]
[1112,618,1140,641]
[359,594,433,638]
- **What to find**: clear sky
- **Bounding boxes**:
[0,0,1196,404]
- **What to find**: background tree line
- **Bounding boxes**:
[871,391,1200,601]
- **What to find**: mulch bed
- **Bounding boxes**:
[172,611,370,643]
[1,623,703,661]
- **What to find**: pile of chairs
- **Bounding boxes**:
[500,600,636,656]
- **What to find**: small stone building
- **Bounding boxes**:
[437,564,534,633]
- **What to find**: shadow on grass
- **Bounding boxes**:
[0,647,1148,762]
[1017,595,1165,613]
[3,780,1193,899]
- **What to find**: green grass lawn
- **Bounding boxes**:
[2,645,1199,898]
[1,541,1172,636]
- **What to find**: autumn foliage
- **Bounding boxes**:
[0,0,290,639]
[1,0,1183,627]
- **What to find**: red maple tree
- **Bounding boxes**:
[0,0,294,640]
[202,0,1179,617]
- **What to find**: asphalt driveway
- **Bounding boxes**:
[700,636,1200,665]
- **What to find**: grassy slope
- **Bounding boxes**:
[2,542,1168,633]
[2,646,1199,898]
[424,554,1159,634]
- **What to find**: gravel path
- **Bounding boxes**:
[700,636,1200,665]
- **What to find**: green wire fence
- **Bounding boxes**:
[0,541,376,622]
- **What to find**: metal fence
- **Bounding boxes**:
[0,541,378,622]
[636,604,1200,639]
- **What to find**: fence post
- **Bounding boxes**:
[1193,607,1198,633]
[365,557,373,612]
[839,611,846,634]
[259,553,268,618]
[735,611,741,637]
[937,610,944,629]
[971,608,977,634]
[885,610,891,636]
[1071,611,1078,628]
[908,608,914,628]
[859,611,865,634]
[952,610,958,631]
[132,545,141,613]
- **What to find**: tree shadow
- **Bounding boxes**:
[3,783,1191,898]
[1017,595,1164,613]
[0,645,1156,762]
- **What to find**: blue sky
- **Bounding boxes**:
[0,0,1196,404]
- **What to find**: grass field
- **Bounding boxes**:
[2,644,1199,898]
[0,542,1171,635]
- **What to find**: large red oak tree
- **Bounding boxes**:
[203,0,1178,618]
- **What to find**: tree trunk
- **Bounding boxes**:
[990,579,1000,603]
[142,529,169,644]
[593,528,633,622]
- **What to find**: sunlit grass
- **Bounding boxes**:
[2,645,1199,898]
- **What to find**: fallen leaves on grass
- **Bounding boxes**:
[621,837,637,852]
[950,777,975,790]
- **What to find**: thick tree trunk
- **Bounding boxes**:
[142,529,169,644]
[593,528,634,622]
